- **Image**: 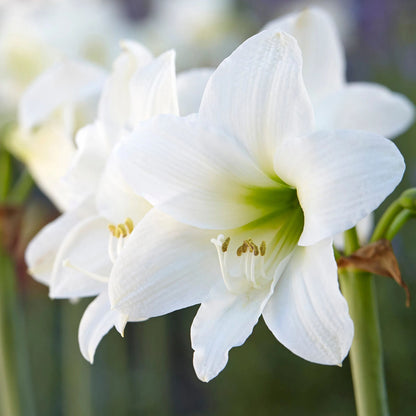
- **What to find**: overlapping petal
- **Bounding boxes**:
[117,115,280,230]
[199,30,314,177]
[109,209,220,320]
[263,7,345,104]
[274,130,405,246]
[97,41,153,134]
[263,240,353,365]
[128,49,179,127]
[50,215,111,298]
[315,82,415,138]
[26,198,96,285]
[96,151,152,224]
[64,122,111,201]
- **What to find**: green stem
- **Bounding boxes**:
[370,200,402,243]
[0,247,36,416]
[339,227,389,416]
[385,209,415,241]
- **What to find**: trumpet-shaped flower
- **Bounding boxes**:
[109,31,404,381]
[26,40,213,362]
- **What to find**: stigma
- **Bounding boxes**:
[211,234,270,294]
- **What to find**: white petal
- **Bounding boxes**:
[109,209,220,321]
[118,115,279,230]
[78,291,123,363]
[199,30,314,176]
[50,215,111,298]
[96,151,152,224]
[191,282,266,382]
[19,59,107,130]
[98,40,153,133]
[26,198,96,286]
[128,49,179,127]
[274,130,405,246]
[64,122,111,201]
[315,83,415,138]
[263,240,354,365]
[264,7,345,104]
[176,68,213,115]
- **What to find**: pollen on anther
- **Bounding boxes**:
[222,237,230,252]
[260,241,266,256]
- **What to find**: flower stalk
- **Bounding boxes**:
[339,227,389,416]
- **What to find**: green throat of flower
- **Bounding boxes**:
[211,182,304,294]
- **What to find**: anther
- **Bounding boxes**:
[260,241,266,256]
[222,237,230,252]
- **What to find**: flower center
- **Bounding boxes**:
[211,234,271,295]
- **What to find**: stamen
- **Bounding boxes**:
[211,235,270,294]
[63,259,108,283]
[107,218,135,263]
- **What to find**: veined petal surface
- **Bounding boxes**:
[263,240,354,365]
[264,7,345,104]
[109,209,220,320]
[199,30,314,177]
[117,115,281,230]
[274,130,405,246]
[315,82,415,138]
[50,215,111,298]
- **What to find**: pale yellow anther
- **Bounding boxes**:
[108,218,135,238]
[125,217,134,233]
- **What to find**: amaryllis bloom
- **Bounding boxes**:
[109,30,404,381]
[26,40,212,362]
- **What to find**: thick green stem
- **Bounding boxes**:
[339,227,389,416]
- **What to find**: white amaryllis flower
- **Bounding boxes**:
[109,31,405,382]
[264,7,414,247]
[26,40,213,363]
